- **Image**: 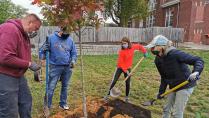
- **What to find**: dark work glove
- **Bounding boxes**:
[29,62,41,71]
[43,43,50,52]
[157,93,164,99]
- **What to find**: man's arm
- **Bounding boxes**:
[70,41,77,62]
[0,32,29,69]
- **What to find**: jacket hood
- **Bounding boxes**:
[54,31,61,38]
[6,19,29,39]
[165,46,176,56]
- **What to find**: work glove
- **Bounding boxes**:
[188,72,199,82]
[157,93,164,99]
[144,52,148,58]
[29,62,41,71]
[70,60,76,68]
[43,43,50,52]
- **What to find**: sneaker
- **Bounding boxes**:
[103,95,110,102]
[59,104,69,110]
[124,96,129,103]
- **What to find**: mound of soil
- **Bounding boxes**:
[51,98,151,118]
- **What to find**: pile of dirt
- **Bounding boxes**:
[51,98,151,118]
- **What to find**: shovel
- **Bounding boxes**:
[34,36,43,82]
[110,57,144,98]
[34,59,43,82]
[43,36,50,117]
[142,80,189,106]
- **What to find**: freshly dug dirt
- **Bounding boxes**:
[51,98,151,118]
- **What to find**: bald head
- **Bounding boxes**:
[24,14,41,23]
[21,14,42,33]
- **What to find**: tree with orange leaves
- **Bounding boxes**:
[32,0,104,31]
[32,0,104,117]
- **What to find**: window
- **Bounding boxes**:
[148,0,157,11]
[146,14,155,27]
[165,8,174,27]
[195,2,204,22]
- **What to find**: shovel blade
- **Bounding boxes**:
[43,95,50,118]
[34,71,42,82]
[43,106,50,118]
[110,87,121,98]
[142,99,156,106]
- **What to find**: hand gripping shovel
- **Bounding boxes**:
[142,80,189,106]
[43,36,50,117]
[110,57,145,98]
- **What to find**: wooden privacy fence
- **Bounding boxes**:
[31,26,184,48]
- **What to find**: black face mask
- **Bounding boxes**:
[61,33,69,39]
[28,31,37,38]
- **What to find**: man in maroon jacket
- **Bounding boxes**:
[0,14,42,118]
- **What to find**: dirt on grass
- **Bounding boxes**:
[50,98,151,118]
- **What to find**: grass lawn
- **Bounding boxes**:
[26,49,209,118]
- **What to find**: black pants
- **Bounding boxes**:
[108,68,131,96]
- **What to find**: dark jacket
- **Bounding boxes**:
[0,19,31,78]
[155,48,204,94]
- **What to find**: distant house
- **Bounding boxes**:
[145,0,209,44]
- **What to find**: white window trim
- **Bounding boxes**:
[165,8,173,27]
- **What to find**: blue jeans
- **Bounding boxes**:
[163,87,194,118]
[47,65,72,108]
[0,74,32,118]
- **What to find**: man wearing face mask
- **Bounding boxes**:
[145,35,204,118]
[104,37,148,103]
[39,26,77,110]
[0,14,42,118]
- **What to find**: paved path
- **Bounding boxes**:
[179,42,209,50]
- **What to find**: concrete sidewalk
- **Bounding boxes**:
[179,42,209,50]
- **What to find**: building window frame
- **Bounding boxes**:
[146,14,155,27]
[148,0,157,11]
[165,8,174,27]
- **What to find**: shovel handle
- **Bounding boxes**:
[123,57,144,82]
[142,79,190,106]
[160,80,189,97]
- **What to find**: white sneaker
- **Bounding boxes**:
[124,96,129,103]
[59,104,69,110]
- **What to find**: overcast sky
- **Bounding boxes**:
[10,0,114,23]
[11,0,43,19]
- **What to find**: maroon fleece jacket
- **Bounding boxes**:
[0,19,31,78]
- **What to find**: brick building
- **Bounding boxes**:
[146,0,209,44]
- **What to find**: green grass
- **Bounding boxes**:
[26,49,209,118]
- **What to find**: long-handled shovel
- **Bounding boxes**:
[34,37,43,82]
[43,36,50,117]
[142,80,189,106]
[110,57,145,98]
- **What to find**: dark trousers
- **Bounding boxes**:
[108,68,131,96]
[0,74,32,118]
